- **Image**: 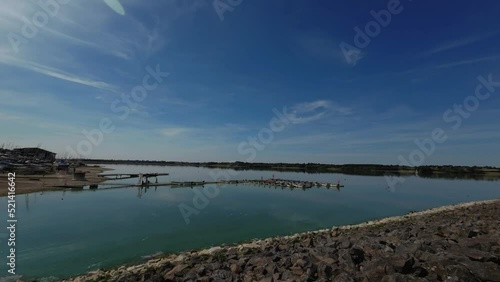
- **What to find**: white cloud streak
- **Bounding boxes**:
[286,100,352,124]
[421,33,498,57]
[0,54,116,91]
[435,55,500,69]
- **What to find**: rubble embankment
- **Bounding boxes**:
[65,199,500,282]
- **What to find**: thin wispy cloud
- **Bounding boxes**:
[390,54,500,75]
[159,127,192,137]
[295,33,359,65]
[0,112,21,121]
[44,27,135,60]
[435,55,500,69]
[421,33,498,57]
[287,100,352,124]
[0,1,499,165]
[273,133,342,146]
[0,54,116,91]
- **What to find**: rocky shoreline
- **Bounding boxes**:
[64,199,500,282]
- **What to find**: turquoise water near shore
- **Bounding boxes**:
[1,165,499,280]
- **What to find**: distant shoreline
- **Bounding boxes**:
[80,159,500,180]
[2,160,500,197]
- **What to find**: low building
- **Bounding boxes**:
[12,147,56,162]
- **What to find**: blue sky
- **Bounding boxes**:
[1,0,499,165]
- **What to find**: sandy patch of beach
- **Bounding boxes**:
[0,165,112,196]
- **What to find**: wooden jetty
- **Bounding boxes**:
[99,173,170,185]
[82,174,345,191]
[95,181,219,188]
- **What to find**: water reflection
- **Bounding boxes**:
[2,165,499,280]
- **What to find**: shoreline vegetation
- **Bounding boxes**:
[62,199,500,282]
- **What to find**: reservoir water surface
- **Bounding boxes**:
[1,165,499,280]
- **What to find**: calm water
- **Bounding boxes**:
[1,165,499,280]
